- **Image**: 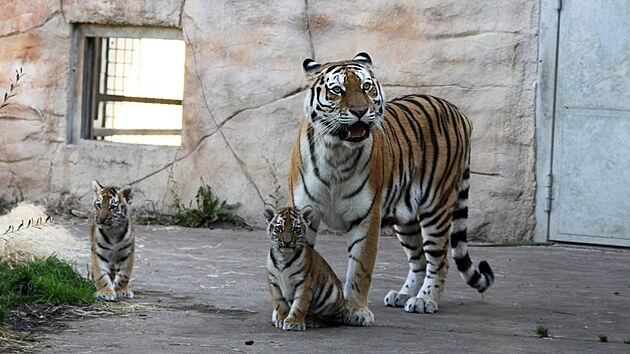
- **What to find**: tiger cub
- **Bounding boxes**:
[90,180,135,301]
[264,204,345,331]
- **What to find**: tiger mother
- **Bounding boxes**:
[288,53,494,326]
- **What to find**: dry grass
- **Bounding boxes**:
[0,203,81,267]
[1,301,163,353]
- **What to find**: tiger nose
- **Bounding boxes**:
[350,108,367,118]
[97,210,108,223]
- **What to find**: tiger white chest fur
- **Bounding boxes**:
[267,247,306,301]
[294,133,376,232]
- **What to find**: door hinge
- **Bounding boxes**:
[544,173,553,213]
[555,0,562,11]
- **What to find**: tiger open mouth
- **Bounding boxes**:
[339,122,370,142]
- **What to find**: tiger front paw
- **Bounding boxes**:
[95,289,116,301]
[343,306,374,326]
[116,289,134,299]
[273,318,284,329]
[404,296,438,313]
[384,290,411,307]
[282,316,306,331]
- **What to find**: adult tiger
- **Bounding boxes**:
[288,53,494,326]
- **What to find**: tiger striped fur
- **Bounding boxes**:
[264,204,345,331]
[90,180,135,301]
[289,53,494,325]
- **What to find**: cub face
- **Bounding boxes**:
[263,204,314,251]
[91,180,133,228]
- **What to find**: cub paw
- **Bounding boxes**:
[283,317,306,331]
[343,306,374,326]
[270,309,278,325]
[273,319,284,329]
[404,297,438,314]
[116,289,134,299]
[95,290,116,301]
[384,291,410,307]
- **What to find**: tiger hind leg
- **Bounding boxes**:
[384,221,426,307]
[403,210,451,314]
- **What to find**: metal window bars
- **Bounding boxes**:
[81,36,182,142]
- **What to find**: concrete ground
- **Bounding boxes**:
[37,223,630,353]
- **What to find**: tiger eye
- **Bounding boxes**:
[362,82,372,91]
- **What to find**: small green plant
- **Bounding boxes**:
[623,338,630,345]
[598,334,608,343]
[0,256,95,321]
[0,67,24,111]
[172,184,243,228]
[534,325,549,338]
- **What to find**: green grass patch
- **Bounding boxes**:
[598,334,608,342]
[0,256,95,322]
[534,325,549,338]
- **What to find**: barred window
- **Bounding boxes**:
[80,27,185,146]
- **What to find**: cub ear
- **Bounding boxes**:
[263,203,276,223]
[300,205,315,224]
[92,180,103,193]
[303,58,322,78]
[121,186,133,204]
[353,52,373,66]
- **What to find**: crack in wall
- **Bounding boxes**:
[471,171,502,177]
[185,29,264,202]
[383,83,510,90]
[304,0,315,59]
[127,82,305,187]
[59,0,67,23]
[129,28,306,204]
[47,144,61,199]
[178,0,186,29]
[0,157,35,164]
[0,10,62,39]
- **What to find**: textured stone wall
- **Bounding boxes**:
[0,0,539,242]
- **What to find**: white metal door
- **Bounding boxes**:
[549,0,630,246]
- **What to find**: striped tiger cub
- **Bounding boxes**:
[90,180,135,301]
[289,53,494,325]
[264,204,345,331]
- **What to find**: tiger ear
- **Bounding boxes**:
[353,52,373,66]
[92,180,103,193]
[300,205,314,224]
[121,186,133,204]
[303,58,321,78]
[263,203,276,223]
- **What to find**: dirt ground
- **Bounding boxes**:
[4,221,630,353]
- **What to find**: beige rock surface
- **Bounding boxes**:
[0,0,539,242]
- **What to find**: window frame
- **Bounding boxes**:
[75,25,185,144]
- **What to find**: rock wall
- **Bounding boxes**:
[0,0,539,241]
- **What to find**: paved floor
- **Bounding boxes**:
[38,223,630,353]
